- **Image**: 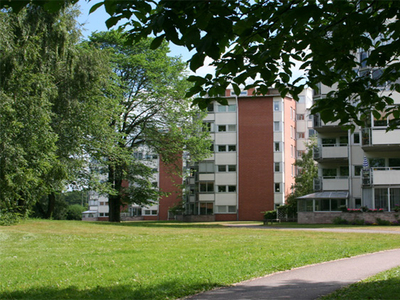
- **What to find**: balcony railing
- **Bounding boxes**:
[362,127,400,147]
[314,177,349,191]
[363,167,400,185]
[313,145,348,161]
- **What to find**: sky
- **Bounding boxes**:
[76,0,215,77]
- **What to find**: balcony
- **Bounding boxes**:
[362,128,400,152]
[313,114,344,133]
[314,177,349,191]
[363,168,400,186]
[313,145,348,162]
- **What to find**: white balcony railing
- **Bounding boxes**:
[363,167,400,185]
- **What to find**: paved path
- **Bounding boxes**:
[185,226,400,300]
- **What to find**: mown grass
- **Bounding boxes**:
[321,266,400,299]
[1,220,400,300]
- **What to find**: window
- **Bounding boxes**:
[353,132,360,144]
[369,158,385,168]
[218,165,236,172]
[339,136,348,146]
[216,205,237,213]
[203,122,212,132]
[355,198,362,208]
[152,182,158,187]
[218,165,226,172]
[354,165,362,176]
[309,129,316,136]
[217,124,236,132]
[339,166,349,177]
[151,210,158,215]
[207,103,214,112]
[218,125,226,132]
[218,145,226,152]
[275,183,281,192]
[375,188,388,210]
[217,185,236,192]
[274,121,280,132]
[297,132,305,139]
[389,158,400,167]
[322,168,337,178]
[297,114,305,120]
[390,188,400,212]
[273,101,281,111]
[228,124,236,131]
[322,138,336,146]
[199,162,215,173]
[291,126,293,138]
[199,203,213,215]
[228,145,236,152]
[274,162,280,172]
[291,145,294,157]
[199,182,214,193]
[290,107,293,119]
[219,104,237,112]
[291,164,294,177]
[274,142,280,152]
[99,213,104,217]
[228,185,236,192]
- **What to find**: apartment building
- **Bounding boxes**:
[82,147,183,221]
[183,88,312,221]
[299,50,400,215]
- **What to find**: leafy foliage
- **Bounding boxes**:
[0,4,119,219]
[92,0,400,128]
[88,31,211,222]
[285,138,318,214]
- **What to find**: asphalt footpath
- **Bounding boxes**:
[185,227,400,300]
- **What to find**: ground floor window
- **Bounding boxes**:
[200,203,213,215]
[298,199,346,212]
[374,187,400,211]
[216,205,236,213]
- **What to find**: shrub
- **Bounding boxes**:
[376,218,391,226]
[66,205,86,220]
[361,206,369,212]
[351,219,365,225]
[333,216,348,225]
[263,210,277,219]
[0,210,21,226]
[339,205,348,212]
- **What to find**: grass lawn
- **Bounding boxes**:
[321,266,400,299]
[1,220,400,300]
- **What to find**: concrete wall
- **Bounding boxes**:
[299,212,400,224]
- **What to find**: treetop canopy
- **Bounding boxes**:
[3,0,400,129]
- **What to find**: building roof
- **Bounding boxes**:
[297,191,349,199]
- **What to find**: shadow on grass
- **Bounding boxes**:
[321,277,400,299]
[89,220,227,229]
[0,280,223,300]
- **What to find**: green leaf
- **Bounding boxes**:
[89,2,105,14]
[105,17,119,29]
[150,35,165,50]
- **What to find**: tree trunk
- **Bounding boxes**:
[108,164,122,222]
[46,192,56,219]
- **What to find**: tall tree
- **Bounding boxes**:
[285,138,318,214]
[89,31,211,222]
[0,4,118,218]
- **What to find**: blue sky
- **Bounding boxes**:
[76,0,192,61]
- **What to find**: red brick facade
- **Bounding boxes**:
[238,96,274,220]
[158,156,183,220]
